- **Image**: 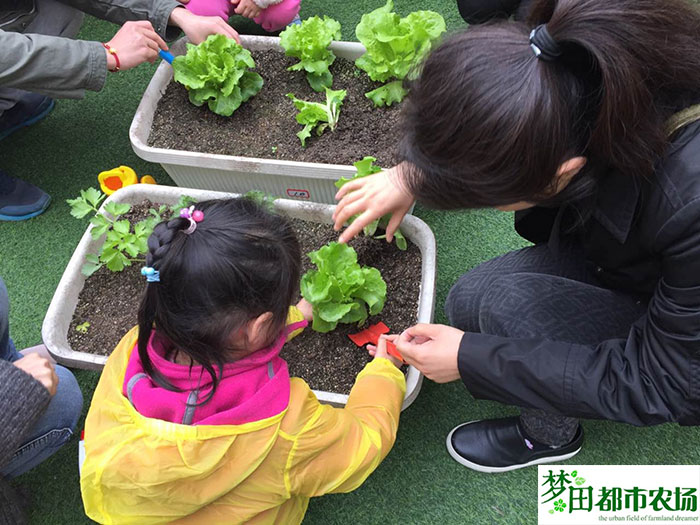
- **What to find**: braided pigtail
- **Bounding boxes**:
[137,217,190,392]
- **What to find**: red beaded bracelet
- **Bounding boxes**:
[102,43,120,72]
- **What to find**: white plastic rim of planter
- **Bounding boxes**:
[43,185,436,411]
[130,36,397,205]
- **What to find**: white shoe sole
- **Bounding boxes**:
[445,421,582,473]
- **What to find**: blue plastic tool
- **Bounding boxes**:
[159,49,175,64]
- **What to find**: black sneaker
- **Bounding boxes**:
[446,416,583,473]
[0,170,51,221]
[0,92,55,141]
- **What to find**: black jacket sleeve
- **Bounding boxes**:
[457,199,700,426]
[456,0,525,24]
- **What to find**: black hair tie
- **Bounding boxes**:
[529,24,562,62]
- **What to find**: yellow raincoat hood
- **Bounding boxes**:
[81,327,406,524]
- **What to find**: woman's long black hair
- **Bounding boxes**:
[400,0,700,210]
[137,197,301,402]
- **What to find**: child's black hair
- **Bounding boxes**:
[137,197,301,402]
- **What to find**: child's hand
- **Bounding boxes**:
[296,298,313,322]
[169,7,241,45]
[231,0,262,19]
[367,334,402,368]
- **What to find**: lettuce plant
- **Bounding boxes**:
[355,0,446,107]
[287,88,346,147]
[279,16,342,92]
[172,34,263,117]
[335,157,408,250]
[301,242,387,333]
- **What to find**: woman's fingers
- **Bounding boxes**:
[142,25,168,50]
[338,210,379,243]
[335,177,367,201]
[385,208,404,242]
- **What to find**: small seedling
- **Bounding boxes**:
[75,321,91,334]
[300,242,386,333]
[271,145,278,154]
[335,156,408,250]
[287,88,346,147]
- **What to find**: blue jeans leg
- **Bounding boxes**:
[0,277,84,478]
[0,364,83,479]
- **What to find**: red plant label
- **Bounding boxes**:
[286,188,310,199]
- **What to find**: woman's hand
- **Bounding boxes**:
[169,6,241,45]
[231,0,262,19]
[104,21,168,71]
[396,324,463,383]
[13,353,59,396]
[333,162,415,244]
[367,334,403,368]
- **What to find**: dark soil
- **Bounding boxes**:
[68,202,421,394]
[148,50,403,167]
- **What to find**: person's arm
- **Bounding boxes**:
[55,0,240,42]
[0,358,52,470]
[457,201,700,426]
[50,0,181,39]
[287,342,406,496]
[0,30,107,98]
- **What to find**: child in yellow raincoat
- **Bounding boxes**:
[80,197,406,524]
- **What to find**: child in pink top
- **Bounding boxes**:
[185,0,300,33]
[81,196,406,524]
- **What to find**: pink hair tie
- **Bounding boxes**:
[180,205,204,235]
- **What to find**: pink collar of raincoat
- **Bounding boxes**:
[122,320,307,426]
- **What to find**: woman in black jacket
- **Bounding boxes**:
[456,0,529,24]
[333,0,700,472]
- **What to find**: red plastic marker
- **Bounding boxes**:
[348,322,405,364]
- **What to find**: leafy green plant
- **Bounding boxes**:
[172,34,263,117]
[301,242,387,333]
[279,16,342,92]
[355,0,446,107]
[244,190,278,212]
[335,157,408,250]
[287,88,347,147]
[67,189,196,276]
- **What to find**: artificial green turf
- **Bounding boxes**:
[1,3,699,524]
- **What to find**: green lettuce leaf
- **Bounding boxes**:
[280,16,341,92]
[355,0,446,106]
[301,242,387,333]
[172,34,263,117]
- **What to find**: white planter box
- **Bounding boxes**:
[42,185,436,410]
[130,36,378,205]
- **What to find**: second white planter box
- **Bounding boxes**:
[43,185,436,410]
[131,36,377,205]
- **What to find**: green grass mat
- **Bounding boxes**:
[1,3,698,524]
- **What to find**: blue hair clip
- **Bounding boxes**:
[141,266,160,283]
